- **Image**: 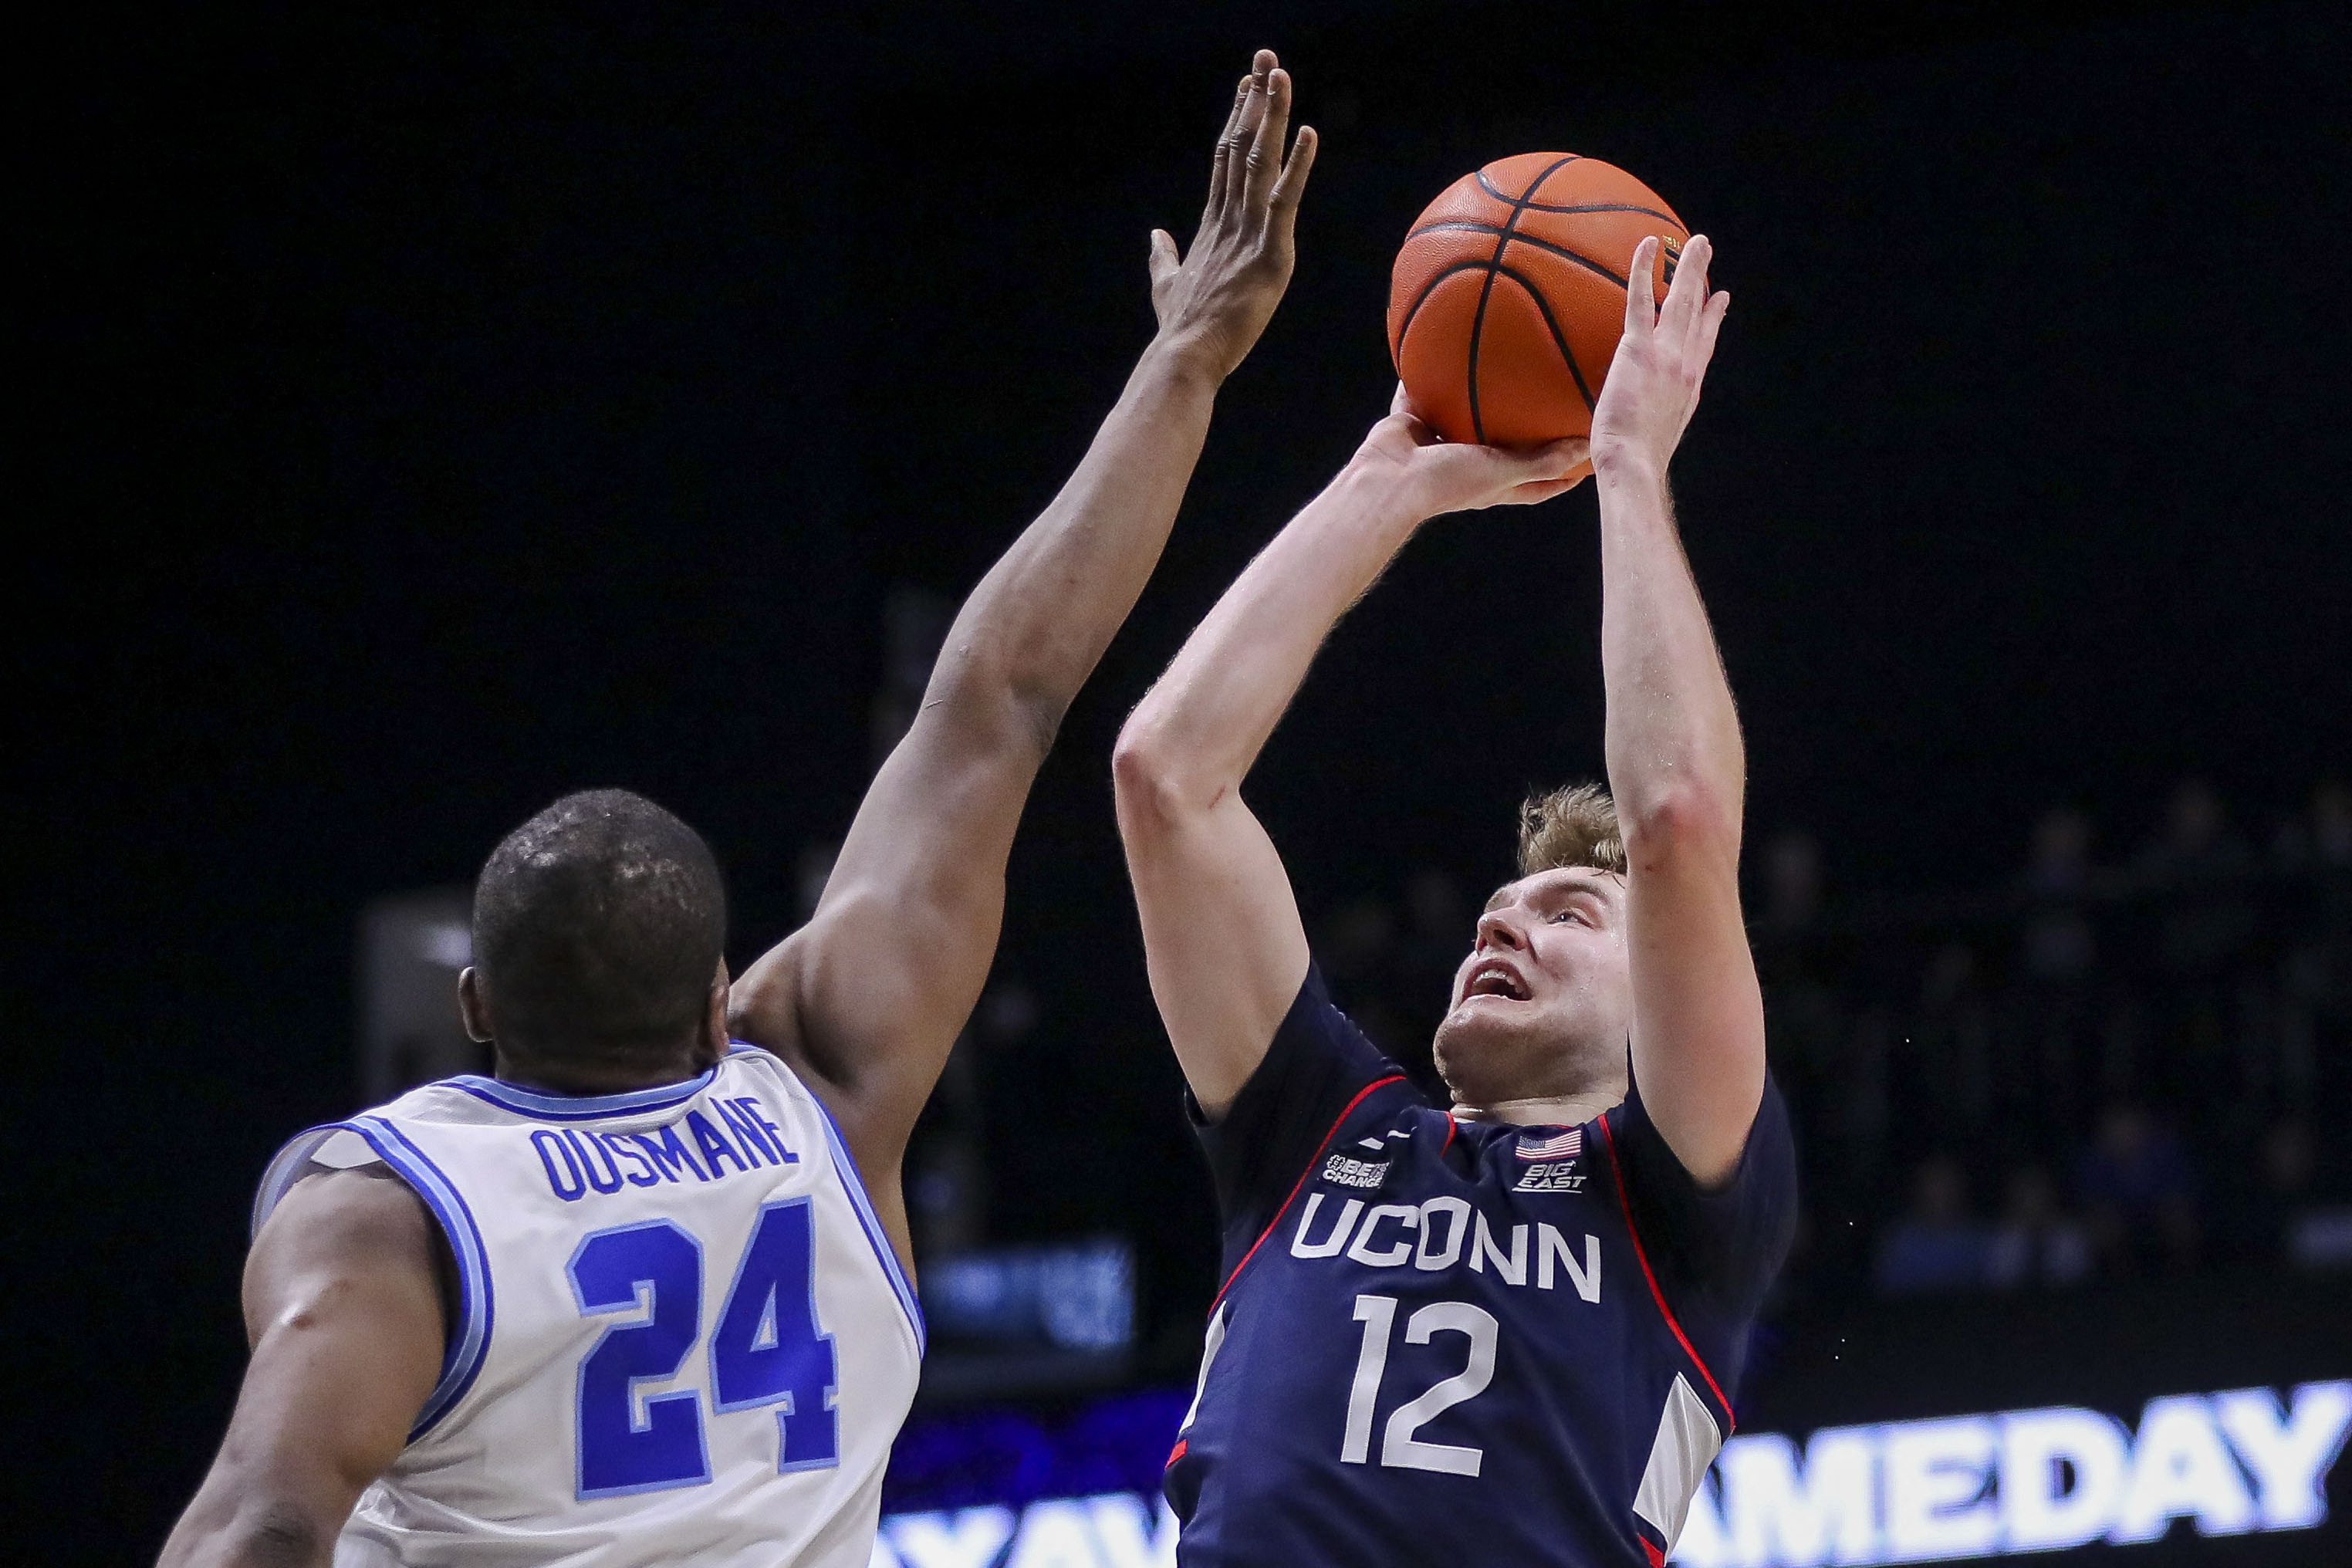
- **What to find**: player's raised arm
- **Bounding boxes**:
[1587,234,1763,1186]
[1114,394,1584,1115]
[728,54,1316,1248]
[156,1171,444,1568]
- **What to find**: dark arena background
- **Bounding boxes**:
[17,2,2351,1563]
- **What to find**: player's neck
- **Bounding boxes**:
[493,1043,716,1097]
[1451,1090,1621,1128]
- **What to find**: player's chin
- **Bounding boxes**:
[1433,997,1531,1070]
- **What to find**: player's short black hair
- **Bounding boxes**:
[471,789,727,1064]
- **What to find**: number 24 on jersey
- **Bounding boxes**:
[568,1197,838,1499]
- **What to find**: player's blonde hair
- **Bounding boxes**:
[1516,783,1626,878]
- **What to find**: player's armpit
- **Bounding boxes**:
[156,1167,446,1568]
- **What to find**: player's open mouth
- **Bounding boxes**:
[1462,958,1531,1002]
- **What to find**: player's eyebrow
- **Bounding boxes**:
[1547,877,1618,907]
[1486,874,1619,914]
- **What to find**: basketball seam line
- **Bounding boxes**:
[1404,222,1640,289]
[1501,229,1633,289]
[1411,201,1683,234]
[1466,155,1579,446]
[1493,261,1597,414]
[1474,165,1676,221]
[1392,259,1503,365]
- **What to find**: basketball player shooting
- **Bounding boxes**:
[157,52,1316,1568]
[1113,234,1796,1566]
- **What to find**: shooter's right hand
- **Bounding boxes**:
[1348,383,1591,518]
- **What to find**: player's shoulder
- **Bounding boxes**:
[1215,963,1420,1127]
[1276,964,1398,1065]
[252,1161,438,1274]
[1607,1067,1796,1188]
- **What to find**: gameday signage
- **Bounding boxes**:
[1671,1380,2350,1566]
[871,1380,2349,1568]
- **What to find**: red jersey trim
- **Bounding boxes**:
[1166,1437,1189,1469]
[1211,1073,1407,1309]
[1597,1112,1735,1429]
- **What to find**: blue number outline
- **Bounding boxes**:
[708,1197,841,1474]
[568,1219,713,1500]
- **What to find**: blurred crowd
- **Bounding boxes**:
[1312,779,2352,1303]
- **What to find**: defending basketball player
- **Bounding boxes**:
[157,53,1316,1568]
[1113,233,1796,1565]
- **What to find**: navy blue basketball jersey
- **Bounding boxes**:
[1166,968,1797,1566]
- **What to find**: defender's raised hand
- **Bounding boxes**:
[1590,233,1729,475]
[1147,50,1318,381]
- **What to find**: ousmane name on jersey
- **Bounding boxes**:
[1288,1168,1603,1301]
[528,1096,799,1201]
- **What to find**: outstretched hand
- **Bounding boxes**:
[1589,233,1729,475]
[1350,384,1590,518]
[1148,50,1318,382]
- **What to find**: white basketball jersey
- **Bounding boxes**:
[253,1044,924,1568]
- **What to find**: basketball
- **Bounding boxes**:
[1387,153,1688,452]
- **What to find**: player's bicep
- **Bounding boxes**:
[159,1169,444,1568]
[1623,850,1766,1188]
[1119,786,1310,1119]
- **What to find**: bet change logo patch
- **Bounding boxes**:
[1320,1154,1391,1190]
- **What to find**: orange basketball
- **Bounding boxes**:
[1387,153,1688,453]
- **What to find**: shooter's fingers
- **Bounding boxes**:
[1475,436,1588,488]
[1624,235,1660,336]
[1521,436,1590,481]
[1661,233,1712,335]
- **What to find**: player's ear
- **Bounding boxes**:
[457,966,494,1044]
[702,961,732,1065]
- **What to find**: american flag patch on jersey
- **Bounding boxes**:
[1516,1127,1583,1161]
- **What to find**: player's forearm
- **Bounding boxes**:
[1117,461,1424,811]
[927,336,1222,752]
[1594,453,1745,860]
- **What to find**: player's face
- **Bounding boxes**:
[1431,867,1632,1107]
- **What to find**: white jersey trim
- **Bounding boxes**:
[250,1116,497,1442]
[792,1054,926,1357]
[444,1066,722,1122]
[350,1116,498,1438]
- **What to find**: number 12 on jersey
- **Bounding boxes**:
[567,1198,839,1499]
[1342,1294,1499,1477]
